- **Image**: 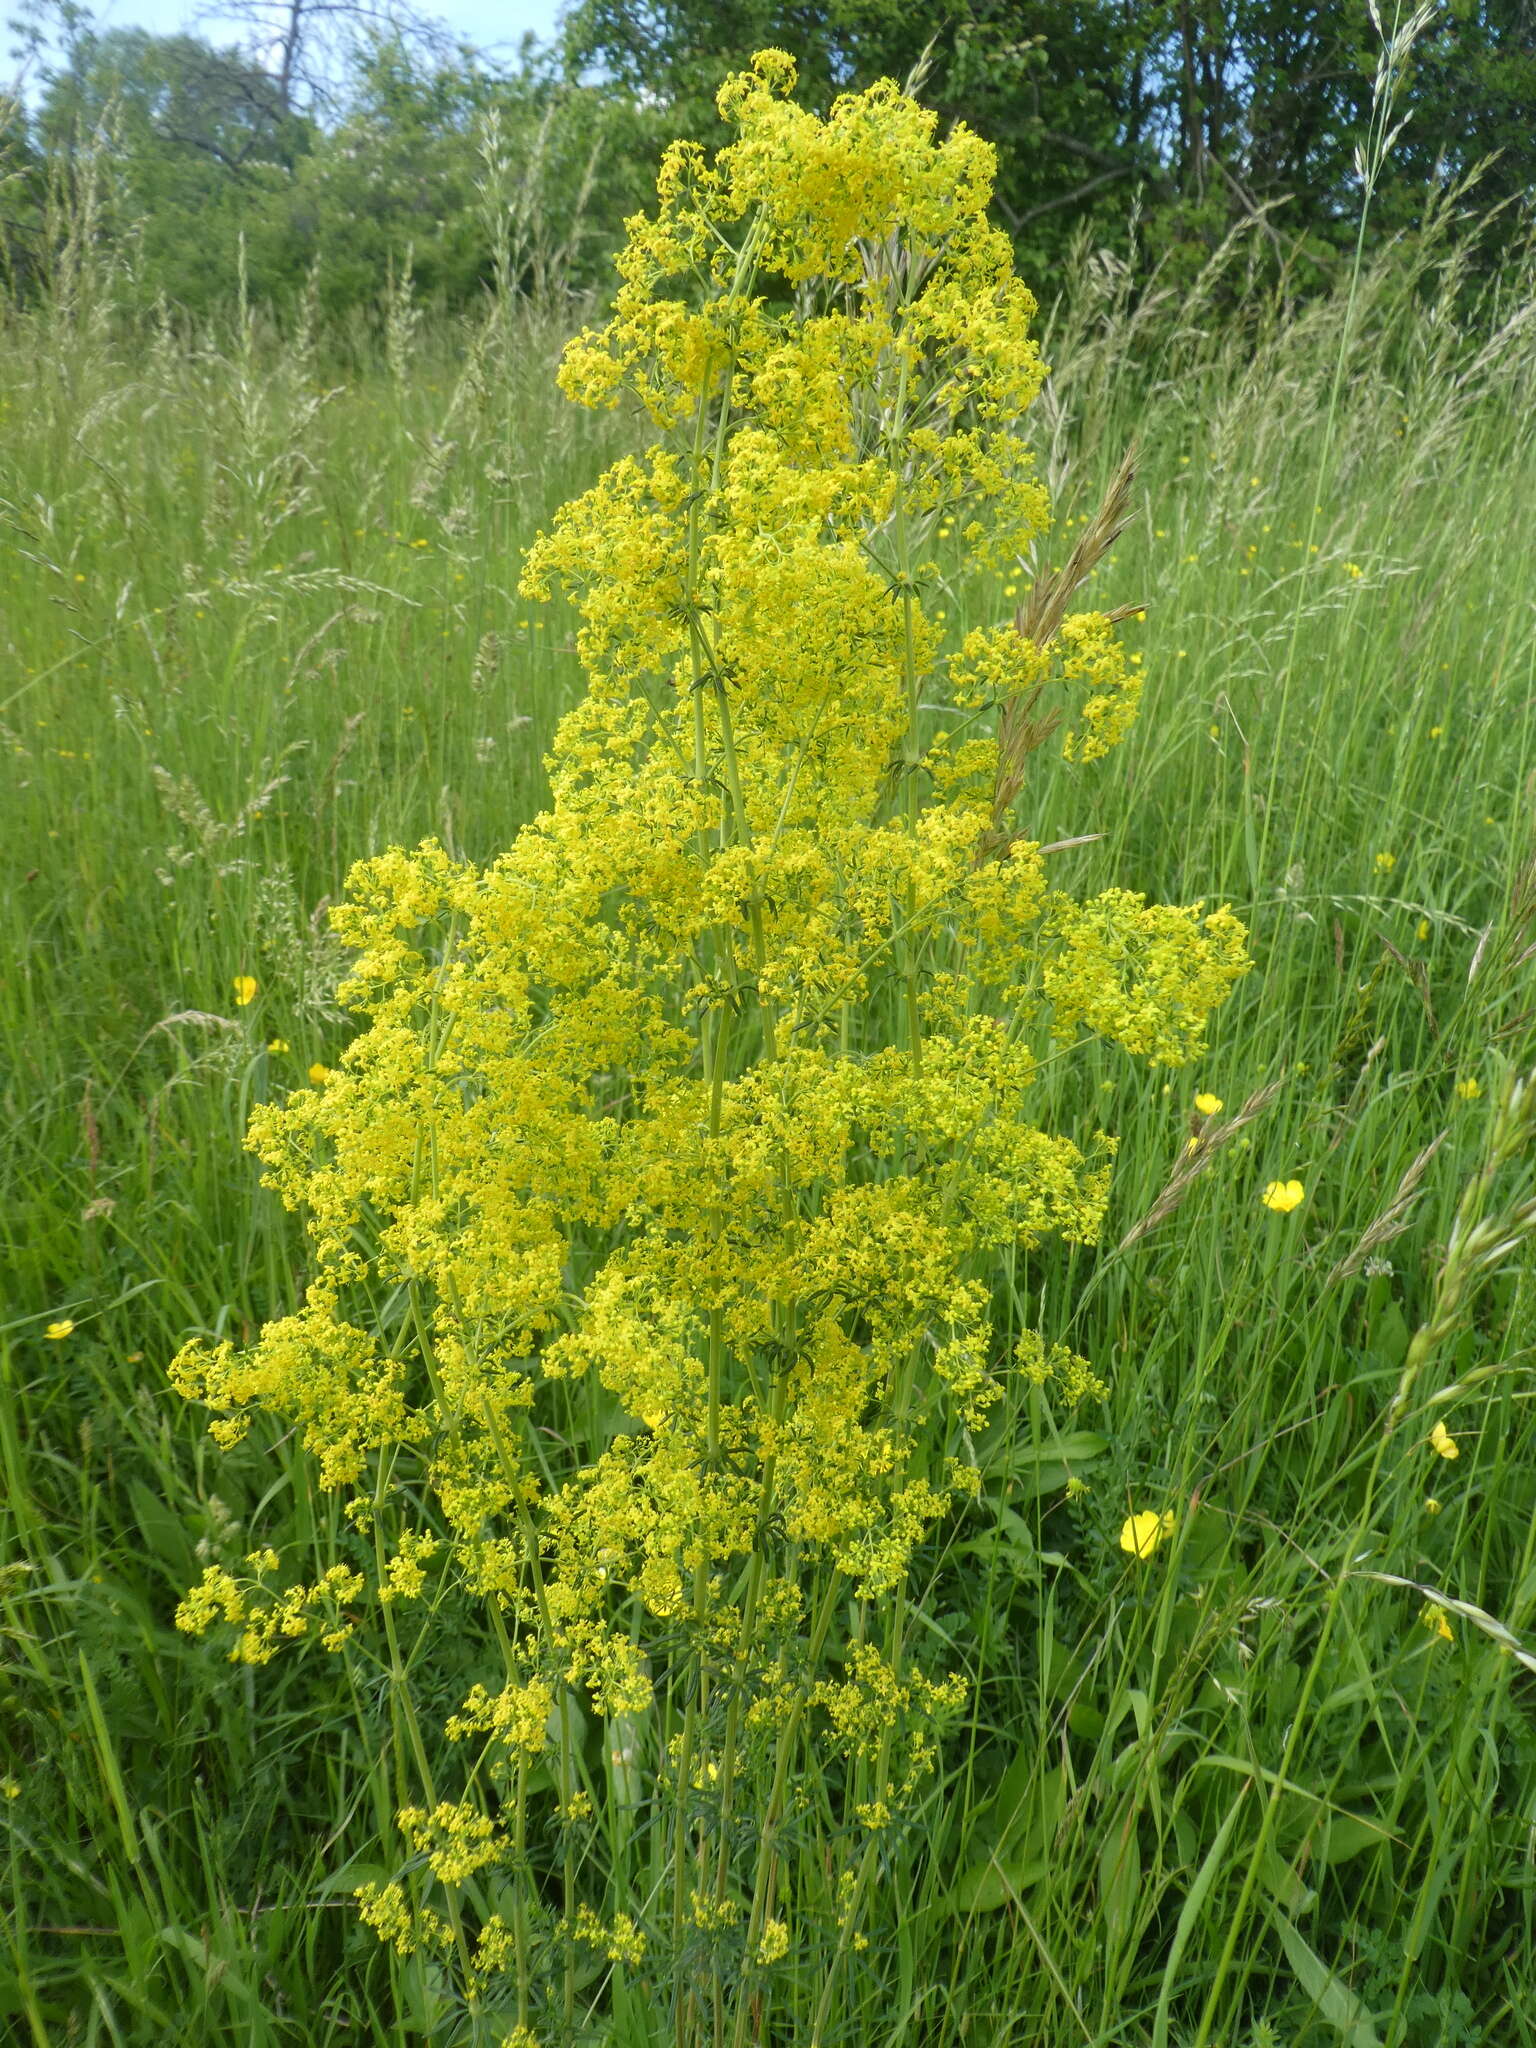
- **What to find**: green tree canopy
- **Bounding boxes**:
[562,0,1536,275]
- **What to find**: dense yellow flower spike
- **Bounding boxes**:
[171,50,1248,2032]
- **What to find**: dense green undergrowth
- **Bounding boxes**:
[4,175,1536,2045]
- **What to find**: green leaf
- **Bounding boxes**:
[1268,1905,1385,2047]
[947,1754,1066,1913]
[1152,1782,1250,2048]
[949,1848,1051,1914]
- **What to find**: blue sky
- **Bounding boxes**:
[37,0,565,67]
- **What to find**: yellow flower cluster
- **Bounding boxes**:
[566,1904,648,1966]
[175,1560,363,1664]
[397,1800,505,1883]
[170,50,1249,2002]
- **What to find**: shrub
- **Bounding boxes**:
[172,49,1249,2041]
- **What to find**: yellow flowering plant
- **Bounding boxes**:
[170,52,1249,2042]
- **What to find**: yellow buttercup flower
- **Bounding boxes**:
[307,1063,332,1086]
[268,1038,289,1053]
[232,975,259,1006]
[1120,1510,1176,1560]
[1261,1179,1305,1213]
[1455,1077,1481,1101]
[1373,851,1396,875]
[45,1319,75,1340]
[1428,1420,1459,1460]
[1194,1092,1223,1116]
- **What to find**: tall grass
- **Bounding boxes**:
[4,182,1536,2044]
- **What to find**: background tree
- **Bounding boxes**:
[561,0,1536,276]
[32,25,311,307]
[5,0,1533,325]
[189,0,452,118]
[277,29,659,316]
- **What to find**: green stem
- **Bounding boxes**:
[730,1567,846,2048]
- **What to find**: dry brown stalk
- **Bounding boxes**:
[1014,444,1140,651]
[1118,1078,1286,1252]
[990,443,1142,836]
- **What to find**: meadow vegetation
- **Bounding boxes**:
[5,50,1536,2048]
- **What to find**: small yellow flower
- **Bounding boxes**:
[1420,1601,1454,1643]
[1345,561,1363,579]
[1455,1077,1481,1101]
[1,1777,18,1800]
[1374,851,1396,875]
[1120,1510,1176,1560]
[1424,1498,1441,1515]
[46,1319,75,1340]
[308,1063,332,1086]
[268,1038,289,1053]
[756,1917,790,1965]
[1261,1179,1305,1214]
[1429,724,1443,739]
[232,975,259,1006]
[1428,1420,1459,1460]
[1416,918,1431,942]
[1194,1092,1223,1116]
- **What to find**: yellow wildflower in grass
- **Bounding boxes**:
[1194,1092,1223,1116]
[168,51,1250,2014]
[267,1037,289,1053]
[1429,1420,1460,1460]
[1421,1602,1454,1643]
[757,1917,791,1966]
[1425,1498,1442,1515]
[232,974,259,1006]
[1261,1179,1305,1213]
[1417,917,1432,942]
[1374,851,1396,875]
[1120,1510,1176,1560]
[45,1319,75,1340]
[1455,1076,1482,1101]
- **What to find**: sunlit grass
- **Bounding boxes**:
[4,203,1536,2043]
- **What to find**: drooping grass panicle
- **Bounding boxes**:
[1118,1079,1284,1252]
